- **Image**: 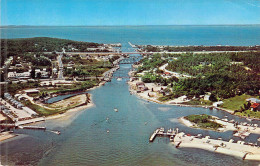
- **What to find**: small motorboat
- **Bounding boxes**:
[107,130,110,133]
[114,108,118,112]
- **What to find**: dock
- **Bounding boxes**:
[18,125,46,130]
[128,42,137,48]
[149,129,159,142]
[149,128,176,142]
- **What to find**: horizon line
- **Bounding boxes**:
[1,24,260,27]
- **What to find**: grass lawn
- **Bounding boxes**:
[184,114,222,130]
[221,94,258,111]
[235,110,260,119]
[182,99,213,106]
[23,101,64,116]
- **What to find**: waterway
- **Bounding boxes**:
[0,26,260,165]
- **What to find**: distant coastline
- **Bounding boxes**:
[1,24,260,28]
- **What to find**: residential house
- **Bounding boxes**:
[246,98,260,104]
[8,71,31,79]
[250,103,260,111]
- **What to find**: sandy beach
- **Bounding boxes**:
[128,80,211,107]
[173,132,260,161]
[0,132,17,142]
[128,77,260,121]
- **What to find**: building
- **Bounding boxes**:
[35,68,49,78]
[213,101,224,107]
[53,68,58,73]
[250,103,260,111]
[23,89,39,94]
[68,61,75,67]
[246,98,260,104]
[8,71,31,79]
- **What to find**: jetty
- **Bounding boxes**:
[128,42,137,48]
[18,125,46,130]
[149,127,176,142]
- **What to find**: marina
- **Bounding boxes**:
[149,128,176,142]
[149,128,260,161]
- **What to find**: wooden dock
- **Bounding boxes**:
[149,128,176,142]
[18,126,46,130]
[149,129,160,142]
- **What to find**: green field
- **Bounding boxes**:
[235,110,260,119]
[184,114,222,130]
[221,94,258,111]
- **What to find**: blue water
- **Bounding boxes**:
[1,25,260,46]
[0,26,260,166]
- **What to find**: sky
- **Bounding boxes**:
[1,0,260,26]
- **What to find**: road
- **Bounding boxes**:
[43,50,256,56]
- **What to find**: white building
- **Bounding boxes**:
[8,71,31,79]
[35,69,49,78]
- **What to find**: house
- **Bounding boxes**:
[68,61,75,67]
[246,98,260,104]
[135,82,148,91]
[204,95,210,101]
[136,82,145,86]
[179,95,188,101]
[140,86,148,91]
[15,64,23,67]
[164,72,171,76]
[250,103,260,111]
[35,69,49,78]
[213,101,224,107]
[53,68,58,73]
[7,72,16,78]
[23,89,39,94]
[8,71,31,79]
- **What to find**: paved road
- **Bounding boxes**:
[44,50,256,56]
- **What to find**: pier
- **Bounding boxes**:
[128,42,137,48]
[149,128,176,142]
[18,125,46,130]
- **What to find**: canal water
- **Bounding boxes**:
[0,26,260,166]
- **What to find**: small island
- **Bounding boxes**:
[181,114,223,131]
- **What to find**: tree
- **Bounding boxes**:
[209,94,217,102]
[31,68,36,79]
[36,72,41,79]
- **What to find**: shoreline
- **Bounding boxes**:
[179,116,232,132]
[178,116,226,132]
[128,79,259,121]
[0,60,119,142]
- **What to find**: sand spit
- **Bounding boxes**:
[173,132,260,161]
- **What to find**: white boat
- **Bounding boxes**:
[117,78,122,81]
[107,130,110,133]
[114,108,118,112]
[246,118,252,122]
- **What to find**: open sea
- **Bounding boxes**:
[0,25,260,166]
